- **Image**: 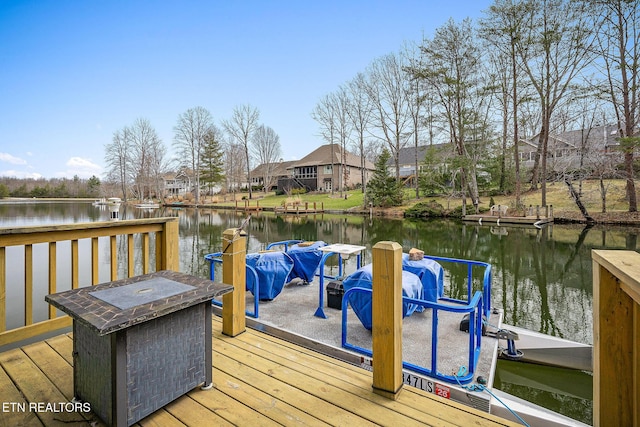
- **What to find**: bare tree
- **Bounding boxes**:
[414,18,483,212]
[592,0,640,212]
[224,141,247,198]
[223,105,260,199]
[479,0,534,208]
[334,87,353,196]
[365,52,412,181]
[346,73,373,195]
[104,126,131,201]
[149,138,169,200]
[312,93,337,194]
[515,0,595,206]
[173,106,214,205]
[251,125,282,192]
[129,118,164,201]
[403,41,428,199]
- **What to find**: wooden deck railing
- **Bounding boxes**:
[592,250,640,427]
[0,218,179,346]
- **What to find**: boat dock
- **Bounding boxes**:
[463,205,553,227]
[275,201,325,214]
[235,200,263,212]
[0,317,517,427]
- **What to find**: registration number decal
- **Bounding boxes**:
[359,357,450,399]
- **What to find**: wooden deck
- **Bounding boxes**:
[0,316,518,427]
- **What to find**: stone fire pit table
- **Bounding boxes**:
[46,270,233,426]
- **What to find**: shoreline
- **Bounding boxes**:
[4,197,640,227]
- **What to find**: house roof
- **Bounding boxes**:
[289,144,375,170]
[390,143,449,166]
[251,160,296,176]
[520,124,620,150]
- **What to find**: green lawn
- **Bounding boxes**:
[200,179,636,215]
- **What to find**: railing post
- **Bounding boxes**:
[592,249,640,427]
[371,241,403,400]
[221,228,246,337]
[159,218,179,271]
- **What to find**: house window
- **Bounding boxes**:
[294,166,317,179]
[324,165,332,174]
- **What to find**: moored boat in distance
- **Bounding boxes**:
[135,200,160,209]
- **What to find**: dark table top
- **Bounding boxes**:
[45,270,233,335]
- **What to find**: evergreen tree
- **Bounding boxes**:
[365,149,403,207]
[87,175,101,197]
[200,128,225,194]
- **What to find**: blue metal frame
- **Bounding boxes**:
[265,239,304,252]
[340,255,491,385]
[422,255,492,317]
[204,252,260,318]
[341,288,484,384]
[315,251,362,319]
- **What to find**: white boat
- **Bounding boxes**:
[135,200,160,209]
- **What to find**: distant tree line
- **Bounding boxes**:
[0,175,101,199]
[103,105,281,202]
[313,0,640,212]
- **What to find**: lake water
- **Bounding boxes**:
[4,200,632,424]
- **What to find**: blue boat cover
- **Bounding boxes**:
[342,264,424,330]
[286,241,327,282]
[401,253,444,302]
[245,251,294,300]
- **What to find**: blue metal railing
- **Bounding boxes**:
[340,255,491,385]
[341,288,484,385]
[265,239,304,251]
[204,252,260,318]
[422,255,492,317]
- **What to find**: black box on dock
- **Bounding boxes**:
[327,280,344,310]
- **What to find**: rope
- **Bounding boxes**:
[222,214,251,254]
[454,367,530,427]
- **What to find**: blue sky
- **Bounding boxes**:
[0,0,492,180]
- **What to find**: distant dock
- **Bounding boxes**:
[235,200,263,212]
[275,201,324,215]
[463,204,553,228]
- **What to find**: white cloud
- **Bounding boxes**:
[0,169,42,179]
[55,157,103,179]
[0,152,27,165]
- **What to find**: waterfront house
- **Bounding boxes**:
[517,124,623,173]
[163,169,193,197]
[276,143,375,193]
[249,159,296,191]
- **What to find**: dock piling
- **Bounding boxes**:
[222,228,246,337]
[371,241,403,400]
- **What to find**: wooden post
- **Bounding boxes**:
[158,218,179,271]
[371,241,403,399]
[592,250,640,427]
[222,228,246,337]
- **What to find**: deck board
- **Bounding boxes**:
[0,347,88,425]
[0,315,518,427]
[0,362,43,427]
[215,318,496,427]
